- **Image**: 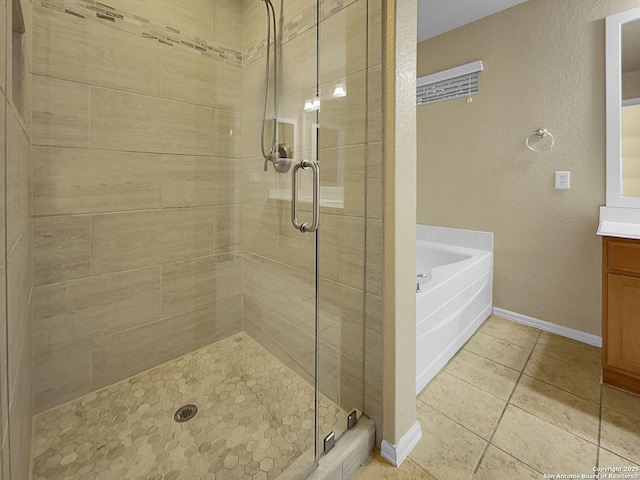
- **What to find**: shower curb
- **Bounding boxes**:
[309,416,375,480]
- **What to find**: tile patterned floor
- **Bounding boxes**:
[352,315,640,480]
[32,332,347,480]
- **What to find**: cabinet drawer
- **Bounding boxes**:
[608,240,640,274]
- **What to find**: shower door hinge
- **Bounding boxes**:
[323,431,335,454]
[347,410,358,430]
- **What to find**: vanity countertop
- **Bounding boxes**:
[597,206,640,240]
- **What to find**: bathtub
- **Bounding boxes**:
[416,225,494,395]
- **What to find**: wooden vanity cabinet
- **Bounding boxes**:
[602,236,640,395]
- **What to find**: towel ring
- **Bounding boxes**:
[526,128,555,153]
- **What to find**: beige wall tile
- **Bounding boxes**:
[0,98,5,259]
[366,142,382,220]
[33,267,162,355]
[241,60,266,117]
[0,0,5,95]
[319,278,364,362]
[317,145,365,217]
[243,205,315,274]
[367,66,382,143]
[6,107,30,251]
[159,47,242,111]
[162,255,217,318]
[33,215,91,286]
[33,345,91,413]
[214,109,242,158]
[215,0,243,52]
[7,222,32,391]
[91,305,216,389]
[243,252,312,334]
[319,213,365,290]
[213,253,243,337]
[339,353,364,411]
[106,0,217,47]
[8,336,31,480]
[160,156,238,208]
[90,87,215,156]
[33,147,161,215]
[365,218,382,297]
[364,293,382,375]
[367,0,382,67]
[215,205,242,253]
[318,70,366,150]
[91,208,215,274]
[32,75,89,148]
[0,262,7,458]
[33,6,162,97]
[319,0,367,85]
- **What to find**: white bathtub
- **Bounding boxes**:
[416,225,494,395]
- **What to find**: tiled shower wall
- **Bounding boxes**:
[30,0,244,413]
[2,0,35,477]
[240,0,384,430]
[28,0,385,447]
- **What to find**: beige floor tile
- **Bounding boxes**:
[511,375,600,443]
[464,331,531,371]
[350,452,436,480]
[445,350,520,400]
[410,402,487,480]
[602,386,640,422]
[492,405,597,475]
[601,408,640,465]
[535,332,601,375]
[479,316,540,349]
[598,448,639,469]
[418,371,506,439]
[523,352,601,403]
[473,445,540,480]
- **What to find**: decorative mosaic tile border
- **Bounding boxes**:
[243,0,359,65]
[38,0,243,67]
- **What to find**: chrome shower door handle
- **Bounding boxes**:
[291,159,320,233]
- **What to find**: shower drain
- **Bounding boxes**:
[173,404,198,423]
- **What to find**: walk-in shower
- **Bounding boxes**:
[0,0,383,478]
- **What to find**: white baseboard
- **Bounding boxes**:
[493,307,602,348]
[380,421,422,467]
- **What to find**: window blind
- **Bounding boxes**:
[417,60,483,106]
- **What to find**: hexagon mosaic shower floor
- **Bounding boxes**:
[32,333,347,480]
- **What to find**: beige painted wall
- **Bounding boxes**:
[622,104,640,197]
[382,0,418,448]
[30,0,243,413]
[417,0,640,337]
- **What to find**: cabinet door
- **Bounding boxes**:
[607,273,640,376]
